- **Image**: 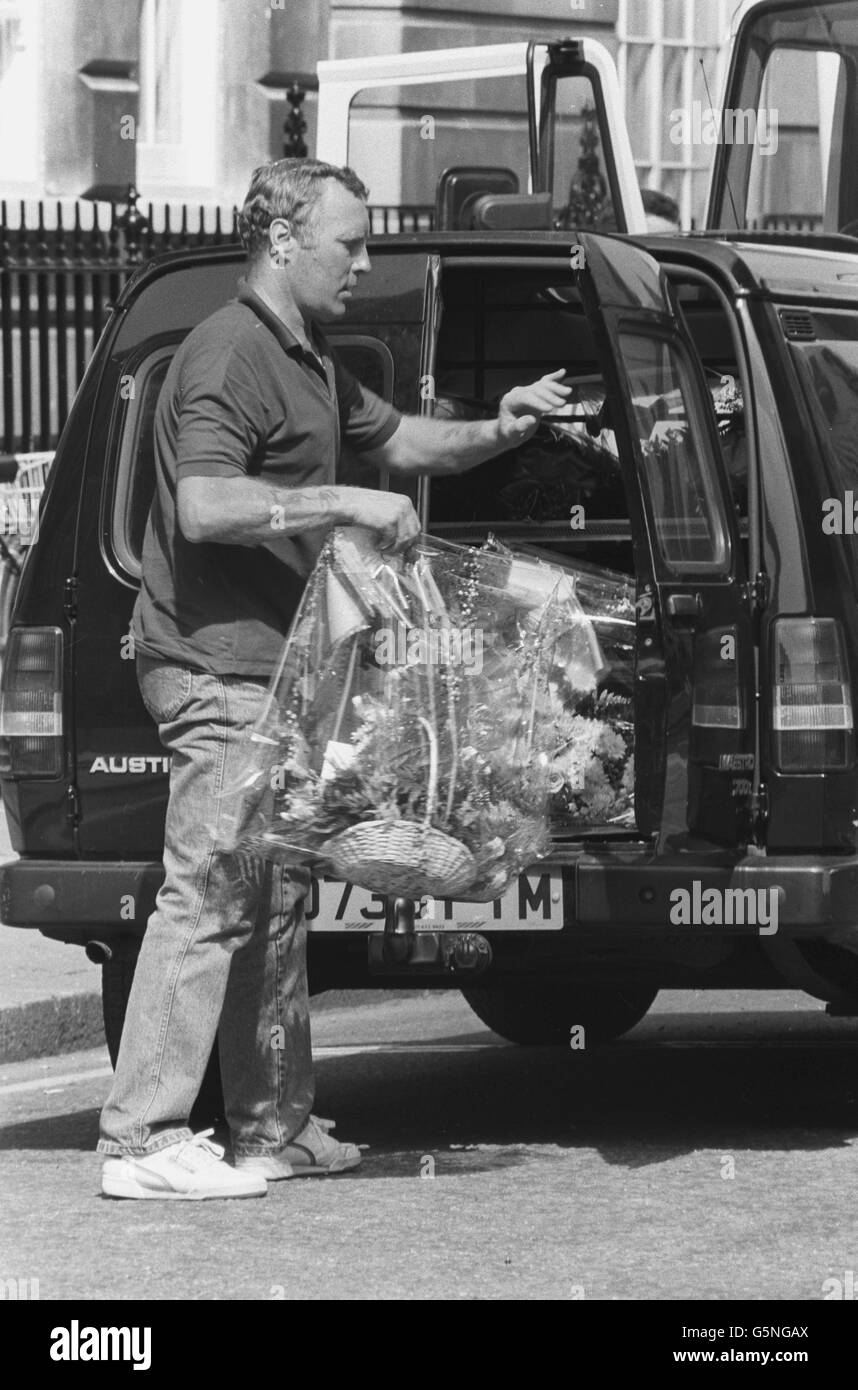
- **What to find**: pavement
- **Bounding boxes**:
[0,811,421,1064]
[0,808,105,1064]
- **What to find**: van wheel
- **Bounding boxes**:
[460,979,657,1045]
[101,939,226,1128]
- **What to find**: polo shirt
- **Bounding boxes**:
[132,281,402,676]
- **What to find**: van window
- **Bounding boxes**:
[111,346,175,580]
[617,332,730,574]
[110,336,396,581]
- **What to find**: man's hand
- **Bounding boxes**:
[496,369,572,448]
[342,489,421,553]
[361,368,574,478]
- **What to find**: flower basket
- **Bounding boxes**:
[218,528,636,904]
[321,717,477,896]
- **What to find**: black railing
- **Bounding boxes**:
[1,189,434,454]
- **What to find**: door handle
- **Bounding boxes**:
[666,592,702,623]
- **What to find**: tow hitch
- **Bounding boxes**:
[369,897,493,976]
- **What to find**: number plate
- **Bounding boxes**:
[304,871,564,932]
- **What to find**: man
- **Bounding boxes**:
[98,158,570,1200]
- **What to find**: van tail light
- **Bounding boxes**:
[691,626,745,763]
[0,627,63,778]
[772,618,853,772]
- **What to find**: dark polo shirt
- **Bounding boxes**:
[132,282,401,676]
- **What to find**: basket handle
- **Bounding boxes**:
[413,561,459,822]
[417,715,438,827]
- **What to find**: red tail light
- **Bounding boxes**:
[772,618,853,772]
[0,627,63,778]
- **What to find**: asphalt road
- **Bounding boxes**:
[3,988,858,1301]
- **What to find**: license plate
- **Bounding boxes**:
[304,871,564,932]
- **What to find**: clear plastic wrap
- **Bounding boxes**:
[219,529,637,900]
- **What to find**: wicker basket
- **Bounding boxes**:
[321,716,477,897]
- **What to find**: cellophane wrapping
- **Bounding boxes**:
[218,528,636,901]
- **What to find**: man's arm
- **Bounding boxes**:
[363,369,572,476]
[176,475,420,553]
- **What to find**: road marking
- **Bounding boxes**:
[0,1064,114,1095]
[2,1036,856,1097]
[314,1043,508,1058]
[0,1044,508,1095]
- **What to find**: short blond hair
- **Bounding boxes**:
[237,158,370,256]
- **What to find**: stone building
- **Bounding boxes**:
[0,0,826,229]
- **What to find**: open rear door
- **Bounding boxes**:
[316,39,645,234]
[576,235,758,850]
[707,0,858,236]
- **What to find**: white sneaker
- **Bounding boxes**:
[235,1115,361,1179]
[101,1129,267,1201]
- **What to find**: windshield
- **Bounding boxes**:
[710,0,858,234]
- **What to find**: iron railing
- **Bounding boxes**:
[0,189,434,454]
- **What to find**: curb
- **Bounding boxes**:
[0,987,428,1065]
[0,991,104,1064]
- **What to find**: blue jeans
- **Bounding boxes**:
[98,656,314,1157]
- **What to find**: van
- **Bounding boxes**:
[6,0,858,1076]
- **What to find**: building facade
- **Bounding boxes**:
[0,0,829,229]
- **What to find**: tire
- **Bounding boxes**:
[101,939,226,1128]
[461,978,658,1046]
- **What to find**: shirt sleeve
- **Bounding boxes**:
[333,349,402,452]
[173,332,267,480]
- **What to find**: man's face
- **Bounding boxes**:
[287,181,372,321]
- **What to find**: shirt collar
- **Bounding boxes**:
[235,279,325,363]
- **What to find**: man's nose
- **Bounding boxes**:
[354,247,371,274]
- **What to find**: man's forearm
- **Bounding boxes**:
[381,415,507,476]
[177,475,366,545]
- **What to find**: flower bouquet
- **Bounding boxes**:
[539,555,637,828]
[219,528,594,900]
[219,529,638,901]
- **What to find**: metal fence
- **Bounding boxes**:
[0,190,434,455]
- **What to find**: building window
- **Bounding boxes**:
[617,0,733,228]
[137,0,217,197]
[0,0,40,190]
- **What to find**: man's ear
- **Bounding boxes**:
[268,216,295,265]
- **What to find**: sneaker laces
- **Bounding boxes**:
[173,1129,225,1172]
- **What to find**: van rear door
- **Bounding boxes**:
[707,0,858,236]
[316,38,645,233]
[576,234,758,849]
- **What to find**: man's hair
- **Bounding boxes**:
[641,188,680,224]
[237,158,370,256]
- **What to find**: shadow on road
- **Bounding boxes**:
[4,1012,858,1173]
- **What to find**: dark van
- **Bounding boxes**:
[7,226,858,1062]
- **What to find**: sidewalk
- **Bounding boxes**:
[0,805,103,1062]
[0,918,422,1063]
[0,816,422,1063]
[0,924,103,1063]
